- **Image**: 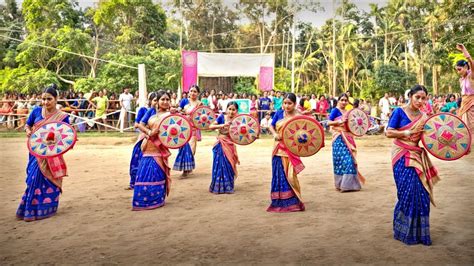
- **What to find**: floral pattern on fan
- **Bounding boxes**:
[282,115,325,157]
[345,108,369,137]
[158,114,192,149]
[191,106,216,130]
[229,114,260,145]
[422,113,471,161]
[28,121,77,158]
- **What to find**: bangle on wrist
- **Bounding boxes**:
[148,129,152,135]
[404,130,411,136]
[463,50,471,59]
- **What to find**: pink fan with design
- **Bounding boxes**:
[28,121,77,158]
[191,106,216,130]
[157,114,193,149]
[229,114,260,145]
[281,115,325,157]
[421,113,471,161]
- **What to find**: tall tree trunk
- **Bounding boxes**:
[432,65,438,95]
[280,30,285,67]
[260,5,265,53]
[286,30,290,68]
[327,64,332,95]
[404,41,408,73]
[384,28,388,64]
[420,45,425,85]
[430,24,438,95]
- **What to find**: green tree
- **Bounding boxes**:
[22,0,81,32]
[173,0,237,52]
[0,0,23,68]
[93,0,167,54]
[374,64,416,99]
[1,66,60,93]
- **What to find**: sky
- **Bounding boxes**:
[2,0,389,27]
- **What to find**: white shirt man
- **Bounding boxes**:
[217,98,228,114]
[309,95,318,111]
[379,94,391,120]
[119,88,134,128]
[119,88,134,111]
[260,113,271,134]
[207,94,215,110]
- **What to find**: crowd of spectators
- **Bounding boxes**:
[0,87,463,135]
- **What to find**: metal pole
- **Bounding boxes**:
[138,64,147,108]
[291,17,296,93]
[177,0,183,98]
[332,0,337,97]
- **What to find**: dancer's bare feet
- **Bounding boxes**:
[180,170,193,178]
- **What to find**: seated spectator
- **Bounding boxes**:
[315,95,329,120]
[260,112,272,135]
[297,98,312,115]
[440,94,458,114]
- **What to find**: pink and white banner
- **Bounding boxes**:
[182,50,198,92]
[259,66,273,91]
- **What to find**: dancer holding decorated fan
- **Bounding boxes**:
[17,84,76,221]
[386,85,439,245]
[327,93,365,192]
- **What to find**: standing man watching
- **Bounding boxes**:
[119,87,134,128]
[257,91,272,121]
[379,92,391,122]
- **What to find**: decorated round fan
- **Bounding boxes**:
[191,106,216,130]
[421,113,471,161]
[281,115,325,157]
[28,121,77,158]
[229,114,260,145]
[157,114,192,149]
[345,108,370,136]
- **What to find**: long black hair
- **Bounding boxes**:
[226,101,239,110]
[407,85,428,97]
[456,60,470,69]
[446,94,454,103]
[353,99,360,108]
[43,84,58,98]
[284,92,297,104]
[299,98,306,107]
[147,92,157,106]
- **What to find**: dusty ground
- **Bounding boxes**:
[0,134,473,264]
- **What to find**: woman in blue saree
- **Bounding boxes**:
[17,84,70,221]
[327,93,365,192]
[132,90,172,210]
[127,92,157,190]
[386,85,440,245]
[267,93,305,212]
[208,101,240,194]
[173,85,202,177]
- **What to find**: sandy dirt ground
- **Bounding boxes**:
[0,134,473,264]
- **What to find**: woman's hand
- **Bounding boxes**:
[273,133,282,141]
[221,121,231,130]
[148,128,158,138]
[26,127,32,138]
[456,43,466,52]
[170,107,178,114]
[401,128,424,142]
